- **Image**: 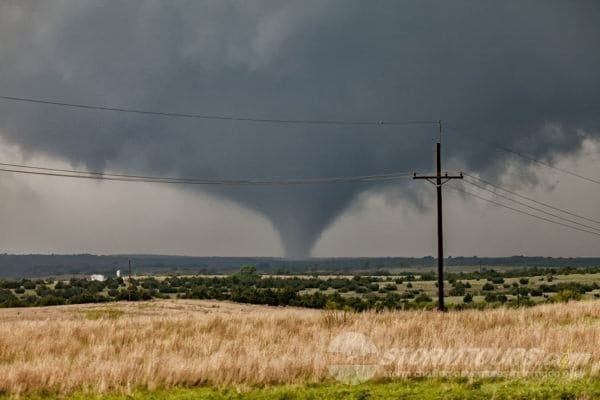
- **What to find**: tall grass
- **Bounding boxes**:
[0,300,598,395]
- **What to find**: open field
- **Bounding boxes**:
[0,299,599,397]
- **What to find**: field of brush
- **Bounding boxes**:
[3,266,600,312]
[0,299,599,399]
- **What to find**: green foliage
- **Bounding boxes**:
[0,289,22,307]
[37,295,65,306]
[553,289,582,303]
[1,265,598,312]
[414,293,432,303]
[233,265,261,284]
[9,378,599,400]
[449,281,467,296]
[484,293,508,303]
[22,280,36,290]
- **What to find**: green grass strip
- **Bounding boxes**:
[8,377,600,400]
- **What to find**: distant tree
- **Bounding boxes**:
[553,289,581,303]
[0,289,21,307]
[414,293,432,303]
[384,283,396,291]
[22,280,35,290]
[449,281,467,296]
[37,295,65,306]
[234,265,260,284]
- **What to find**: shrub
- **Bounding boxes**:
[530,288,543,296]
[482,283,495,291]
[37,295,65,306]
[368,283,379,291]
[449,286,466,296]
[484,293,497,303]
[414,293,432,303]
[463,293,473,303]
[553,289,581,303]
[0,280,19,289]
[485,293,507,303]
[22,280,36,290]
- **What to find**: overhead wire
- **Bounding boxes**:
[485,142,600,185]
[3,96,599,240]
[461,178,600,233]
[447,183,600,238]
[0,94,437,126]
[463,172,600,225]
[445,124,600,186]
[0,161,411,186]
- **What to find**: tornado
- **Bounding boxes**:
[0,1,599,257]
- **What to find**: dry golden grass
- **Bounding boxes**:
[0,300,598,395]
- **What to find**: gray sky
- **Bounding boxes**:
[0,1,599,257]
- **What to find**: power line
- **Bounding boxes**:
[0,162,411,186]
[448,183,600,238]
[461,179,600,233]
[445,124,600,186]
[0,161,234,182]
[486,142,600,185]
[0,95,437,126]
[464,172,600,225]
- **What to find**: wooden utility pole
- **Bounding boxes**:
[413,120,463,311]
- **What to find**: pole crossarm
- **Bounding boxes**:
[413,172,463,186]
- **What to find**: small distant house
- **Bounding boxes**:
[90,274,106,282]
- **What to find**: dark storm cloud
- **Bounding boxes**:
[0,1,599,256]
